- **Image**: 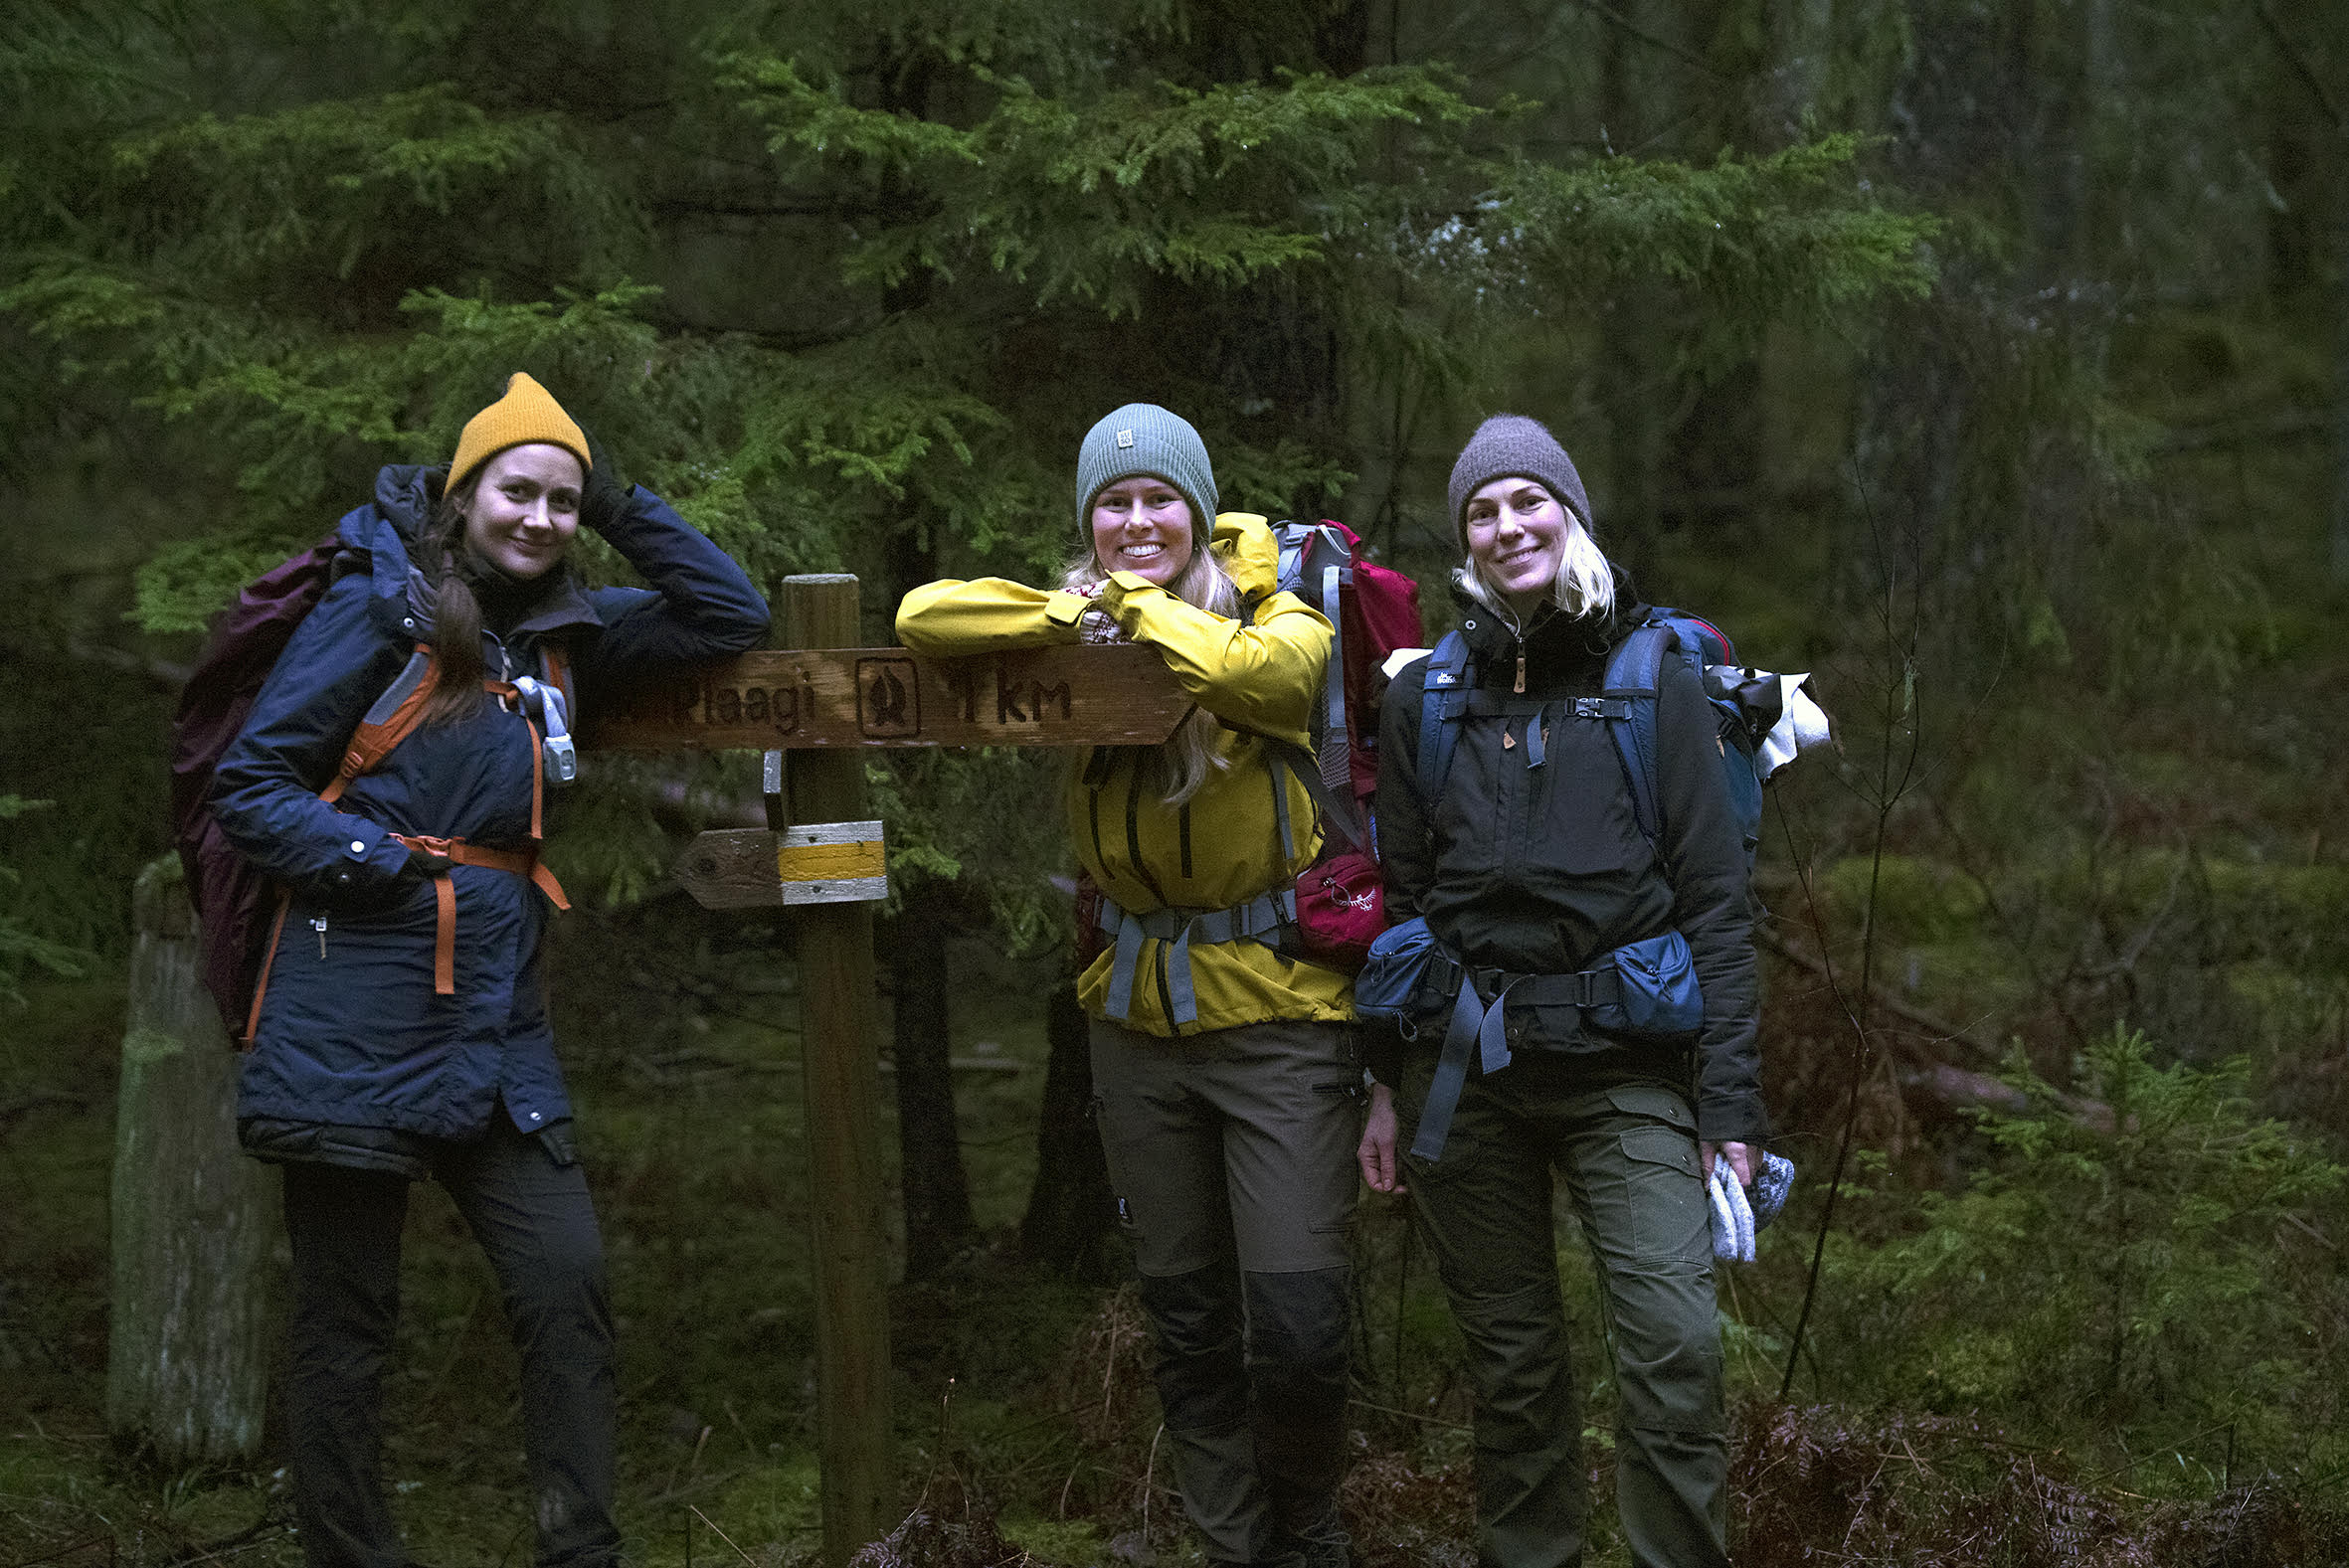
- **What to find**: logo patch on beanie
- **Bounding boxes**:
[1116,429,1134,448]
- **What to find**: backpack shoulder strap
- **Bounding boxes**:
[1415,630,1474,805]
[319,644,440,805]
[539,642,573,712]
[1601,622,1673,851]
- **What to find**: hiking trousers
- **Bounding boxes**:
[277,1117,620,1568]
[1091,1016,1362,1566]
[1396,1058,1726,1568]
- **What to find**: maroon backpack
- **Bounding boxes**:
[171,537,350,1041]
[171,535,477,1043]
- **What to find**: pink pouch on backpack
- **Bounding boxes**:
[1293,847,1386,971]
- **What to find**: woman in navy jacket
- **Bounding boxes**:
[212,373,768,1568]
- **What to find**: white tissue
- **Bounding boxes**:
[1758,674,1832,781]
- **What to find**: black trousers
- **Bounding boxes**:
[278,1118,620,1568]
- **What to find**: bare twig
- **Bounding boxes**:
[4,1535,115,1568]
[687,1505,761,1568]
[1141,1424,1164,1540]
[2253,2,2349,137]
[1777,465,1929,1400]
[1756,927,2000,1064]
[1568,0,1720,76]
[1346,1397,1471,1431]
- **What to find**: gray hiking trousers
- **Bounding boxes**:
[1092,1016,1363,1566]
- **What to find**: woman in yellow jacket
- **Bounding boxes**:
[897,404,1358,1568]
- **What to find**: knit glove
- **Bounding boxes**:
[579,424,635,535]
[1710,1150,1795,1264]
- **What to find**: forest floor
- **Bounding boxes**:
[7,909,2349,1566]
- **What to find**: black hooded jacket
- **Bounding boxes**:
[1373,580,1766,1142]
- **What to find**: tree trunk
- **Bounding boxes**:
[884,888,980,1279]
[2333,192,2349,584]
[106,857,280,1467]
[1018,978,1114,1277]
[1590,0,1674,576]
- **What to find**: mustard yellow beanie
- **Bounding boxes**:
[447,372,590,490]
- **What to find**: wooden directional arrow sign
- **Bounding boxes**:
[579,642,1191,752]
[673,821,889,910]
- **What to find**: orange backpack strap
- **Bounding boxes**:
[241,890,294,1048]
[392,833,568,994]
[540,643,573,713]
[253,645,578,1029]
[321,645,440,805]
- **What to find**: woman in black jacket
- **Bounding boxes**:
[1357,416,1761,1568]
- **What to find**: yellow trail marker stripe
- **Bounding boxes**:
[778,838,886,884]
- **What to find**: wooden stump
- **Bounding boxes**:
[106,856,280,1466]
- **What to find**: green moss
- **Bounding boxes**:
[997,1509,1111,1565]
[1817,853,1987,943]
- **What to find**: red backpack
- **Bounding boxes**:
[1266,519,1423,971]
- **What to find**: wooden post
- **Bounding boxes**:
[107,856,280,1466]
[782,575,895,1564]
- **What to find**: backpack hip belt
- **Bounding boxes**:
[1405,952,1631,1163]
[1093,886,1296,1029]
[1425,953,1626,1012]
[391,832,571,995]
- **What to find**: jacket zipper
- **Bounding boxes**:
[1125,771,1168,906]
[310,914,328,958]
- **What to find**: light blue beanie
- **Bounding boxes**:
[1075,404,1217,540]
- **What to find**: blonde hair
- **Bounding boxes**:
[1454,505,1616,627]
[1064,535,1240,806]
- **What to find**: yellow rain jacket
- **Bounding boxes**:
[895,513,1353,1036]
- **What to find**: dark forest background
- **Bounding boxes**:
[4,0,2347,1563]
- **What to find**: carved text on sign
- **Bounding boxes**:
[581,644,1189,752]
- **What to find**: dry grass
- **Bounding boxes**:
[1733,1402,2349,1567]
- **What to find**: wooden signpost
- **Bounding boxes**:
[581,640,1192,754]
[610,581,1186,1565]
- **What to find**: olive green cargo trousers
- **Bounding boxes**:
[1093,1016,1363,1567]
[1396,1055,1727,1568]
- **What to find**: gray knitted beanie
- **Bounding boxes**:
[1446,415,1591,545]
[1075,403,1218,540]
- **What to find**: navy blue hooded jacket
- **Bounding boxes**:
[214,464,769,1147]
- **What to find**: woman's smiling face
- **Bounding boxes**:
[1464,475,1568,618]
[462,442,583,581]
[1089,474,1196,587]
